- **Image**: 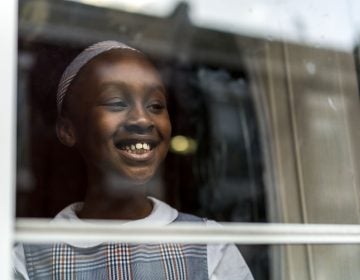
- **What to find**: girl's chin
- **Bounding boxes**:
[124,165,159,183]
[89,162,160,188]
[116,170,156,186]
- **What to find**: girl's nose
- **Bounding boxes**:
[124,106,154,134]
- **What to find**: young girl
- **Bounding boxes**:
[13,41,253,280]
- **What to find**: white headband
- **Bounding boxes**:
[56,40,139,114]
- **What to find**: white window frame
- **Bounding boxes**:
[0,1,18,280]
[15,219,360,245]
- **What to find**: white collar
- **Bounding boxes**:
[53,197,178,247]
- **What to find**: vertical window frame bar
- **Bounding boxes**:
[0,1,18,279]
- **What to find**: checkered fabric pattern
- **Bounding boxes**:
[23,213,208,280]
[53,243,75,280]
[160,243,187,279]
[107,243,132,280]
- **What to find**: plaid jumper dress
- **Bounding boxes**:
[23,213,208,280]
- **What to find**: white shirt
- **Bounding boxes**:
[13,197,253,280]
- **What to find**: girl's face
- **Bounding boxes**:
[65,50,171,184]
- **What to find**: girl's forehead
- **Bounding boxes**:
[68,50,166,104]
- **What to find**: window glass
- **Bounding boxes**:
[15,0,360,280]
[17,0,360,223]
[13,239,360,280]
[17,0,266,222]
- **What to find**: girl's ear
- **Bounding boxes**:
[56,117,76,147]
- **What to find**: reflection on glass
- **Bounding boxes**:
[14,39,255,279]
[16,0,360,279]
[13,243,360,280]
[17,0,264,223]
[271,244,360,280]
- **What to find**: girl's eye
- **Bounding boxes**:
[148,102,165,113]
[103,100,127,111]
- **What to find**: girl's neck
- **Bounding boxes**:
[78,170,153,220]
[78,192,153,220]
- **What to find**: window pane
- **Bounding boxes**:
[14,0,360,279]
[13,240,360,280]
[17,0,266,222]
[17,0,360,224]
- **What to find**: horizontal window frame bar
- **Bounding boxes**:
[15,219,360,244]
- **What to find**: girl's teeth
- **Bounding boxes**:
[122,143,152,152]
